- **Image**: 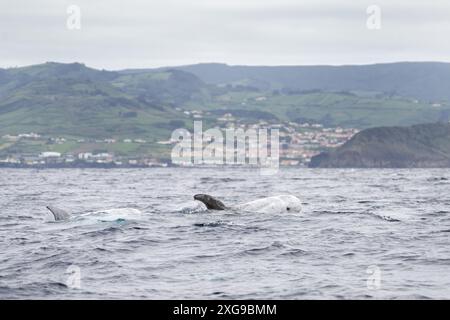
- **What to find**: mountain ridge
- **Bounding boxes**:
[156,61,450,102]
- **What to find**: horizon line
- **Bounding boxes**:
[2,60,450,72]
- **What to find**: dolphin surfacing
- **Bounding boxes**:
[194,194,228,210]
[46,206,71,221]
[46,206,144,222]
[236,195,302,213]
[193,194,302,213]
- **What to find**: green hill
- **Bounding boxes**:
[0,62,197,140]
[309,123,450,168]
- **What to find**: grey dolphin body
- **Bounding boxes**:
[194,194,228,210]
[46,206,71,221]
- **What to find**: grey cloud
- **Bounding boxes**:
[0,0,449,69]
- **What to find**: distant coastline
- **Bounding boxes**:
[310,123,450,168]
[0,162,168,169]
[2,62,450,168]
[0,163,308,169]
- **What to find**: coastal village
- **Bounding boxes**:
[0,109,358,168]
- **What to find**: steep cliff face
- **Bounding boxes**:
[309,123,450,168]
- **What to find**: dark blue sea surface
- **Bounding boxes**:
[0,168,449,299]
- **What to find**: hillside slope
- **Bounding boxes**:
[162,62,450,102]
[0,62,202,139]
[309,123,450,168]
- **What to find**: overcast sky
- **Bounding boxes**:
[1,0,449,69]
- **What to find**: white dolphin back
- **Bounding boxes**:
[236,195,302,213]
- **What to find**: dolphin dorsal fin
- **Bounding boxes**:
[193,194,227,210]
[46,206,71,221]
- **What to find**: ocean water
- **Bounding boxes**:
[0,168,449,299]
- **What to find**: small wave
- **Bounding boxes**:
[313,210,401,222]
[427,211,450,217]
[130,226,149,230]
[179,201,207,214]
[279,248,308,257]
[392,294,433,300]
[81,226,124,237]
[342,252,355,256]
[317,210,358,215]
[193,221,226,228]
[366,212,401,222]
[200,177,246,183]
[427,177,449,182]
[238,241,308,257]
